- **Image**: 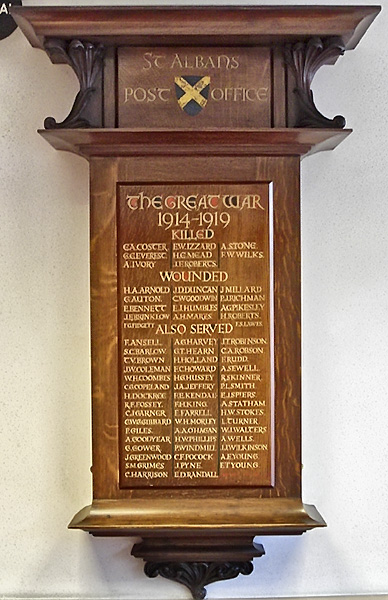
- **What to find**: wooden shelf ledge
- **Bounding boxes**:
[39,128,352,159]
[12,6,380,51]
[69,497,326,537]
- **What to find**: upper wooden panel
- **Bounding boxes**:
[12,6,380,52]
[118,47,271,129]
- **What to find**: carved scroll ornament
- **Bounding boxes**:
[145,561,254,600]
[44,39,105,129]
[285,36,346,128]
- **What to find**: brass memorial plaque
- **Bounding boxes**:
[118,47,271,128]
[118,184,273,487]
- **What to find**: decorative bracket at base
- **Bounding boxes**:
[133,536,265,599]
[144,560,258,600]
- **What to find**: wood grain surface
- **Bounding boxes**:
[12,6,380,51]
[39,128,352,159]
[118,47,271,129]
[89,154,302,505]
[14,4,374,538]
[116,182,273,488]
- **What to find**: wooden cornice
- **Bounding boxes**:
[39,128,351,160]
[12,6,380,53]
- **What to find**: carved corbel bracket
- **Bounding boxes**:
[285,36,346,128]
[133,536,265,600]
[44,39,105,129]
[144,561,255,600]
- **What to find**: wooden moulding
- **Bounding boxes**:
[38,128,351,159]
[69,497,326,537]
[12,6,380,51]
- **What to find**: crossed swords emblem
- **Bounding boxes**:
[174,75,211,116]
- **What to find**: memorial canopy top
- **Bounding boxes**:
[11,5,380,151]
[12,5,380,51]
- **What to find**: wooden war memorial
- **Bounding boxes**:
[12,5,380,599]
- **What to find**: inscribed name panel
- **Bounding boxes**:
[117,184,273,487]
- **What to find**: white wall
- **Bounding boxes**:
[0,0,387,598]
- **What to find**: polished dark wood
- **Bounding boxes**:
[118,46,271,129]
[11,6,380,50]
[75,154,308,504]
[12,5,379,597]
[13,6,380,134]
[285,37,346,128]
[103,46,116,128]
[39,128,351,159]
[143,559,258,600]
[272,47,287,128]
[132,537,265,562]
[68,497,326,535]
[117,181,273,488]
[44,39,104,129]
[40,132,344,535]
